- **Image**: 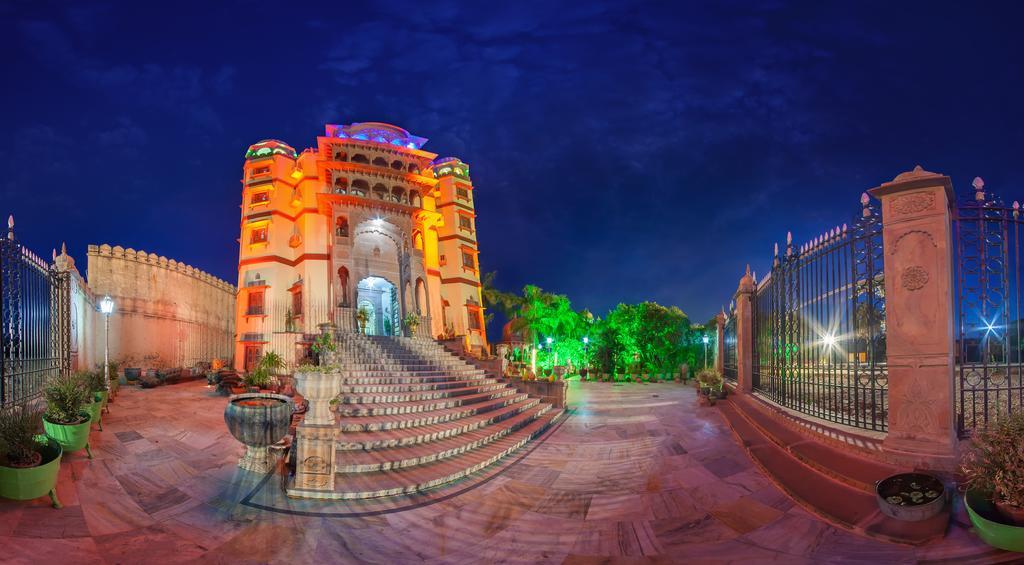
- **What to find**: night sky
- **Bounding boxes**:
[3,1,1023,324]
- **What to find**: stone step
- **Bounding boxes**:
[338,374,486,386]
[334,387,521,417]
[337,368,485,377]
[335,383,509,405]
[338,392,531,432]
[330,409,562,499]
[337,397,542,450]
[336,401,549,472]
[717,400,948,546]
[339,377,498,394]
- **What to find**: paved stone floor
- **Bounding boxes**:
[0,380,1014,564]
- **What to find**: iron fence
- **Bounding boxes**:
[1,218,70,407]
[954,179,1024,435]
[752,195,888,431]
[723,309,737,382]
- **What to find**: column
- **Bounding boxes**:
[715,311,726,375]
[734,265,754,394]
[868,166,958,469]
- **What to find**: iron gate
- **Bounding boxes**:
[954,180,1024,435]
[723,307,737,382]
[1,218,70,407]
[751,195,888,431]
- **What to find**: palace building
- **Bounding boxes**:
[234,123,487,370]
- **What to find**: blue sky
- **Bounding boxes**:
[2,0,1023,323]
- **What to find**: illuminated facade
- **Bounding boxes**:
[234,123,487,370]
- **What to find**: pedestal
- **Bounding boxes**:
[289,423,336,494]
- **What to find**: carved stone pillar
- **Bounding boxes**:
[734,266,755,394]
[290,424,336,494]
[715,311,726,375]
[868,166,958,469]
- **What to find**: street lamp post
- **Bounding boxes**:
[100,296,114,391]
[702,334,709,369]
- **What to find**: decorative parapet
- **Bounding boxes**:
[87,244,236,294]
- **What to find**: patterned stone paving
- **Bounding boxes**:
[0,380,1013,563]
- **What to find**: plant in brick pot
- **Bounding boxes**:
[403,312,421,337]
[961,411,1024,552]
[356,306,370,335]
[0,406,63,508]
[43,373,93,459]
[696,369,723,406]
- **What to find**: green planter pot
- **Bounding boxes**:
[0,438,63,508]
[95,390,109,411]
[43,413,93,458]
[965,490,1024,552]
[84,400,103,431]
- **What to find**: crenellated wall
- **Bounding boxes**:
[77,244,237,370]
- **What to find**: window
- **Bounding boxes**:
[250,227,268,244]
[462,251,476,270]
[439,254,447,266]
[244,345,262,372]
[468,307,482,330]
[456,187,469,200]
[292,288,303,316]
[247,291,265,316]
[250,167,270,180]
[251,191,270,205]
[458,215,473,231]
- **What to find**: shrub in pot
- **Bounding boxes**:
[696,369,724,402]
[79,370,107,430]
[244,367,271,392]
[43,372,93,458]
[961,411,1024,551]
[0,406,62,508]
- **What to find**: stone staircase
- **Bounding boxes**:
[325,334,563,499]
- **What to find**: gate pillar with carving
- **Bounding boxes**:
[715,310,726,375]
[734,265,754,394]
[868,166,958,469]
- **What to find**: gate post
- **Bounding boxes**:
[715,310,726,375]
[734,265,755,394]
[868,166,958,469]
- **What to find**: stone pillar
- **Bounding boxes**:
[868,166,958,469]
[715,311,726,374]
[734,265,755,394]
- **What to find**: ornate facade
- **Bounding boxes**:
[234,123,487,370]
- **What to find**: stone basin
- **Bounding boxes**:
[224,392,294,473]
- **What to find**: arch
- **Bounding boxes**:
[407,163,419,174]
[412,230,424,251]
[352,153,369,164]
[356,276,399,336]
[372,183,389,200]
[337,266,350,306]
[409,190,421,207]
[372,156,389,168]
[334,150,347,162]
[335,216,349,237]
[391,159,404,171]
[351,179,369,196]
[333,176,348,193]
[391,186,405,203]
[415,277,428,315]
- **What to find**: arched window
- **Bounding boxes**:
[391,160,404,171]
[407,163,419,174]
[372,183,388,200]
[352,154,369,164]
[391,186,405,203]
[351,179,369,197]
[413,230,424,251]
[409,190,421,207]
[333,176,348,194]
[335,216,348,237]
[372,156,388,168]
[415,278,427,315]
[334,150,347,162]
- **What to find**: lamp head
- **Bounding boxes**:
[100,295,114,315]
[582,337,589,345]
[546,337,553,345]
[702,335,709,344]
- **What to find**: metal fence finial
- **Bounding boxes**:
[1015,201,1020,219]
[861,193,871,218]
[6,215,12,240]
[973,177,986,201]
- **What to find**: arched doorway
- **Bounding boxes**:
[356,276,399,336]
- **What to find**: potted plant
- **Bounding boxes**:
[0,406,63,508]
[244,367,271,393]
[356,306,370,334]
[696,369,724,405]
[43,372,93,458]
[961,410,1024,552]
[403,312,421,337]
[78,371,105,431]
[310,332,337,366]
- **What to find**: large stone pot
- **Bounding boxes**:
[0,438,63,508]
[292,369,343,426]
[224,393,294,473]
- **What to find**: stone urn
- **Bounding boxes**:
[292,368,343,426]
[224,393,294,473]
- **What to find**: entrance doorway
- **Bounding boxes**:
[356,276,399,336]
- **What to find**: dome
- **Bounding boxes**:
[326,122,428,150]
[431,157,470,179]
[245,139,297,160]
